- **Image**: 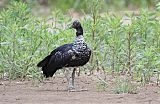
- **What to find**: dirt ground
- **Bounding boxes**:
[0,74,160,104]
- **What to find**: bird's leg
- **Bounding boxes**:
[64,68,76,91]
[64,68,69,84]
[68,68,76,91]
[71,68,76,88]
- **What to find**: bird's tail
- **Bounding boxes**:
[37,55,50,67]
[37,55,59,78]
[42,66,57,78]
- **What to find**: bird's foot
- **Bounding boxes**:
[68,86,76,92]
[67,86,88,92]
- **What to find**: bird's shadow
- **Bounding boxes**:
[36,88,88,92]
[36,89,68,92]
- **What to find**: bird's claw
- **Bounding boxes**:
[68,86,76,92]
[67,86,88,92]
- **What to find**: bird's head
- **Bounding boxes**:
[69,20,83,36]
[70,20,82,29]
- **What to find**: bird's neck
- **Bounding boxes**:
[73,35,85,50]
[76,26,83,36]
[74,35,85,44]
[73,26,85,47]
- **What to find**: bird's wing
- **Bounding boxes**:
[47,44,75,69]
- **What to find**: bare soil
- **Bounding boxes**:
[0,74,160,104]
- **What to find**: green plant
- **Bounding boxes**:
[83,0,105,74]
[0,1,44,80]
[156,2,160,11]
[0,1,76,80]
[114,77,137,94]
[96,76,108,91]
[104,15,124,73]
[1,0,160,89]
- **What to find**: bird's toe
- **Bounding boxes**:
[68,86,76,92]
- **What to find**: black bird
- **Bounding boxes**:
[37,20,91,91]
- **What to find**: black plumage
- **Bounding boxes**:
[37,20,91,81]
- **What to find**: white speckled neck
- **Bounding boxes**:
[74,35,85,43]
[73,35,86,52]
